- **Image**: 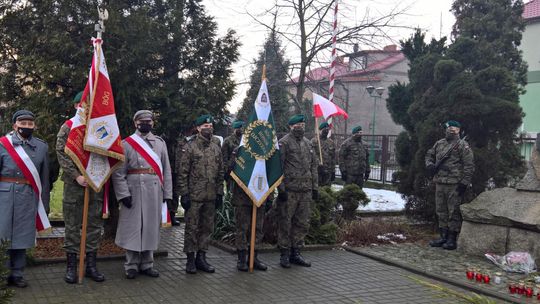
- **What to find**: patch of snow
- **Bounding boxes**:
[331,185,406,212]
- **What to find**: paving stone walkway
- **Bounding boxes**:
[10,225,505,304]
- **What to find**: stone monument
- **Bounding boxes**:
[459,135,540,264]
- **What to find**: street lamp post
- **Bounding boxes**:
[365,85,385,164]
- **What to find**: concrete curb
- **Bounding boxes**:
[343,246,521,304]
[29,250,169,266]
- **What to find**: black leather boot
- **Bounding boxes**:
[442,231,458,250]
[170,211,180,226]
[7,276,28,288]
[253,250,267,271]
[195,251,215,273]
[186,252,197,274]
[85,252,105,282]
[290,247,311,267]
[279,248,291,268]
[64,252,78,284]
[429,228,449,247]
[237,250,248,272]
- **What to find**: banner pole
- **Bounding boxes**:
[248,204,257,272]
[78,187,90,284]
[315,117,323,164]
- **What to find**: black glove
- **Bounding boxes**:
[317,165,324,175]
[331,171,336,182]
[364,173,370,182]
[265,198,273,213]
[456,183,468,196]
[278,191,288,202]
[120,196,132,209]
[215,194,223,210]
[164,198,172,207]
[181,195,191,211]
[341,172,348,182]
[312,189,319,200]
[426,164,436,176]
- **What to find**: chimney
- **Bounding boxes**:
[383,44,397,52]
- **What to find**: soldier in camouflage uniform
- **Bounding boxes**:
[339,126,370,188]
[311,122,336,187]
[277,114,318,268]
[56,92,105,284]
[178,114,224,274]
[222,120,268,271]
[425,120,474,250]
[168,132,187,226]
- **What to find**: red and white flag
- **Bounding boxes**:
[313,92,348,120]
[65,38,124,214]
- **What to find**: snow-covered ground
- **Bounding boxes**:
[332,185,406,212]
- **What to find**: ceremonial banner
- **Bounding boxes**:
[230,79,283,207]
[65,38,124,193]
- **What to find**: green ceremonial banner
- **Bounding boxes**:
[230,79,283,207]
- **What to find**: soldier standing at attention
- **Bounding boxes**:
[56,92,105,284]
[277,114,318,268]
[178,114,224,274]
[339,126,370,188]
[311,122,336,187]
[222,120,243,190]
[1,110,49,288]
[111,110,173,279]
[426,120,474,250]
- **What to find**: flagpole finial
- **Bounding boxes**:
[95,7,108,39]
[261,64,267,82]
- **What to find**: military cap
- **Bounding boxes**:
[319,122,330,130]
[445,120,461,128]
[352,125,362,134]
[195,114,213,126]
[73,91,84,104]
[288,114,305,125]
[12,110,35,123]
[232,120,244,129]
[133,110,154,121]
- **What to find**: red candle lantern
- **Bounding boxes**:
[518,282,526,295]
[525,286,533,297]
[475,272,483,282]
[482,274,490,284]
[509,283,517,294]
[466,269,474,280]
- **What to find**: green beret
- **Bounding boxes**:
[445,120,461,128]
[232,120,244,129]
[319,122,330,130]
[73,91,84,103]
[12,110,35,123]
[195,114,213,126]
[288,114,305,125]
[133,110,153,121]
[352,126,362,134]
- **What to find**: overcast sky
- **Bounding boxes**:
[201,0,456,113]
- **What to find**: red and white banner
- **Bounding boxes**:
[125,134,171,227]
[65,38,124,193]
[0,136,51,234]
[313,92,348,120]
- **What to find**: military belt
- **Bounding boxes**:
[127,168,156,175]
[0,176,31,185]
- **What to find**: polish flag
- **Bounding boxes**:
[313,93,348,120]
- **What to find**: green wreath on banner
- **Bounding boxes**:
[243,120,277,161]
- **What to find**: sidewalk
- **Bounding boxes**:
[11,225,505,304]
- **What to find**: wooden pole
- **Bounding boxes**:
[78,187,90,283]
[315,117,323,165]
[248,204,257,272]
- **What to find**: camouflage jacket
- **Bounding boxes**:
[278,133,318,193]
[179,134,224,201]
[425,137,474,185]
[338,137,370,176]
[56,123,81,183]
[311,136,336,173]
[222,133,241,174]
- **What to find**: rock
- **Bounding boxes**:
[460,187,540,232]
[458,221,507,256]
[507,228,540,266]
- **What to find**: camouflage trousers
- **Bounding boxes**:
[183,200,214,253]
[62,181,104,254]
[435,183,463,233]
[233,187,264,250]
[277,191,312,249]
[346,174,365,189]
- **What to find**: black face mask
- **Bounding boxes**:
[353,134,362,141]
[445,130,458,140]
[235,129,243,137]
[137,123,152,134]
[18,127,34,139]
[291,127,305,139]
[200,127,213,139]
[321,129,329,138]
